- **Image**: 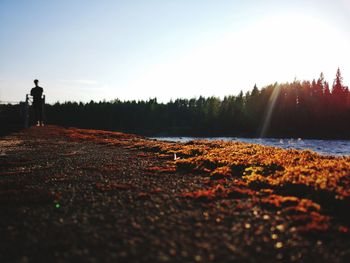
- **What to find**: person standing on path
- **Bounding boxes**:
[30,79,44,126]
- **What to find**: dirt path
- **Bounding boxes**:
[0,126,349,263]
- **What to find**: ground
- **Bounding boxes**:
[0,126,349,263]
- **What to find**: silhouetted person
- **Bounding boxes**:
[30,79,44,126]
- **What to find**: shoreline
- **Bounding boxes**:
[150,136,350,157]
[1,126,349,262]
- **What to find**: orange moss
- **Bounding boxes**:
[181,184,255,202]
[338,226,349,233]
[59,151,80,157]
[43,126,350,229]
[210,166,232,180]
[146,166,176,174]
[137,188,163,199]
[260,194,300,208]
[259,193,330,234]
[95,182,135,191]
[290,212,330,234]
[0,170,30,176]
[137,192,150,199]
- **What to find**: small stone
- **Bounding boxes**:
[181,251,188,257]
[169,248,176,256]
[276,224,285,232]
[158,254,170,262]
[290,227,297,232]
[275,242,283,249]
[194,255,202,262]
[263,214,270,220]
[225,243,236,252]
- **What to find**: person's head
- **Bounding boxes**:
[34,79,39,86]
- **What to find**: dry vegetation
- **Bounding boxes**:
[1,125,349,262]
[62,126,350,234]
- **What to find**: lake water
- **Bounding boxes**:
[151,137,350,156]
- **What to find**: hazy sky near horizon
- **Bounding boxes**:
[1,0,350,103]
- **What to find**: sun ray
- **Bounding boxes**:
[260,85,282,137]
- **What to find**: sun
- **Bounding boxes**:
[124,13,349,102]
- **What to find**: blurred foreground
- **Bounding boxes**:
[0,126,349,262]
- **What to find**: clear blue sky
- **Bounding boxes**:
[1,0,350,103]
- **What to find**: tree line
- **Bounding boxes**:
[1,68,349,138]
[44,68,350,139]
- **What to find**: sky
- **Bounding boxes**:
[1,0,350,104]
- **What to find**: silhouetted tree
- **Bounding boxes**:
[2,69,349,139]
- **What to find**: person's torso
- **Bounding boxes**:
[31,87,43,101]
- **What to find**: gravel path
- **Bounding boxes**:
[0,126,349,263]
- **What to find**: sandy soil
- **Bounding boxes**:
[0,126,349,263]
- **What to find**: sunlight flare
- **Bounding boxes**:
[260,85,281,137]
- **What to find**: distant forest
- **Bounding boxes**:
[1,69,350,139]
